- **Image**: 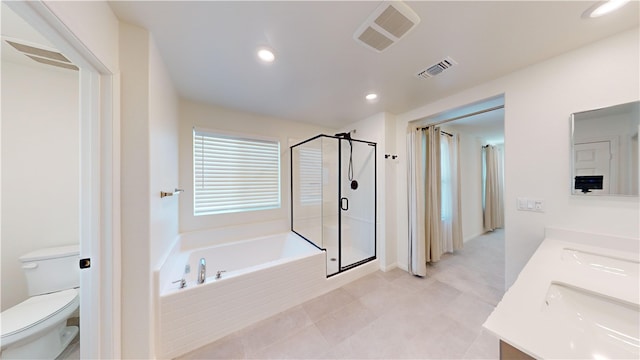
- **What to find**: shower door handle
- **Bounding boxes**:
[340,197,349,211]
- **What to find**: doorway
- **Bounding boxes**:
[405,94,506,298]
[436,96,505,242]
[406,95,505,278]
[1,1,118,358]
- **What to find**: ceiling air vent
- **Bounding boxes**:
[416,57,458,79]
[5,40,78,71]
[354,1,421,53]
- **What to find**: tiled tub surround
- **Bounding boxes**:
[156,231,379,358]
[484,228,640,359]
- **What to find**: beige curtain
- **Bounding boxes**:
[407,130,426,276]
[483,145,504,231]
[424,127,442,262]
[408,127,443,276]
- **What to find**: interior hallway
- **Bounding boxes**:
[178,230,505,359]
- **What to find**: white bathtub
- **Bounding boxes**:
[156,231,378,358]
[168,232,322,291]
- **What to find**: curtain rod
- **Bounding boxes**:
[417,128,454,137]
[416,104,505,129]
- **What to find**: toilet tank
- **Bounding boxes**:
[19,244,80,296]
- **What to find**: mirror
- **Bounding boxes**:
[571,101,639,196]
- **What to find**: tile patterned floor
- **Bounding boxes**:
[178,230,505,359]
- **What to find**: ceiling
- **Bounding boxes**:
[110,2,640,129]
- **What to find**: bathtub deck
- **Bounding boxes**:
[177,230,505,359]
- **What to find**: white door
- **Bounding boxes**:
[574,141,611,194]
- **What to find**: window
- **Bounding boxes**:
[298,147,322,205]
[193,130,281,216]
[440,135,452,221]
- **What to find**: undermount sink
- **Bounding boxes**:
[542,282,640,358]
[562,248,640,278]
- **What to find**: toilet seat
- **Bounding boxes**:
[1,288,78,342]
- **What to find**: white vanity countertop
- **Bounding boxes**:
[483,227,640,359]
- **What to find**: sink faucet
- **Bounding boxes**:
[197,258,206,284]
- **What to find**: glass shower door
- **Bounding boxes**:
[291,136,340,275]
[291,134,376,277]
[339,138,376,270]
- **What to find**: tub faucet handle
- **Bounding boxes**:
[215,270,226,279]
[197,258,206,284]
[172,278,186,289]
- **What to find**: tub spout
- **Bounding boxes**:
[198,258,206,284]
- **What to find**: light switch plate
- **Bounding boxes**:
[517,197,527,210]
[517,197,545,212]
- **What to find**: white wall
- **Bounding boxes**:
[384,114,399,269]
[396,28,640,287]
[178,99,333,236]
[148,34,179,358]
[339,112,398,270]
[119,22,152,359]
[44,0,119,73]
[1,60,79,310]
[149,37,179,272]
[119,22,179,359]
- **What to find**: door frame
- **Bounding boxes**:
[4,1,120,358]
[572,135,620,195]
[338,136,378,273]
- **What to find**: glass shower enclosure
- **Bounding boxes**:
[291,134,376,276]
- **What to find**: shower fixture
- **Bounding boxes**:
[335,132,359,190]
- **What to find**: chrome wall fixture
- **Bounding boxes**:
[160,188,184,198]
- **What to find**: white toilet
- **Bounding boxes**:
[0,245,80,359]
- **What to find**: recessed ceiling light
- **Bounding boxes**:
[257,48,275,63]
[365,93,378,101]
[582,0,630,18]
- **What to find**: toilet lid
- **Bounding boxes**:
[0,288,78,338]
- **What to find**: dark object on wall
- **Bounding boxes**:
[336,132,359,190]
[574,175,604,194]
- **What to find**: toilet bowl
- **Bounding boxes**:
[1,289,79,359]
[0,245,80,359]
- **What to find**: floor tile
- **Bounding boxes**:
[301,288,356,323]
[237,305,312,354]
[314,299,377,345]
[464,329,501,359]
[174,229,505,360]
[407,313,479,359]
[180,334,245,359]
[248,325,329,359]
[341,272,389,298]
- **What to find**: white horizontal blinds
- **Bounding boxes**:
[299,147,322,205]
[194,131,281,215]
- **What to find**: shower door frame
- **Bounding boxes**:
[290,134,377,277]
